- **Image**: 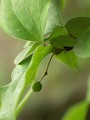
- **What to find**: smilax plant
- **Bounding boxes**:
[0,0,90,120]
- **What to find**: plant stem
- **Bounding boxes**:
[16,87,33,116]
[40,53,54,82]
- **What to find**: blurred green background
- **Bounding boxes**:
[0,0,90,120]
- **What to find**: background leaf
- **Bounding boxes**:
[61,75,90,120]
[50,35,75,49]
[61,101,88,120]
[56,51,78,68]
[65,17,90,37]
[73,31,90,58]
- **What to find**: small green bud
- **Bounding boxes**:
[32,81,42,92]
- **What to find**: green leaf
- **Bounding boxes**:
[0,45,53,120]
[44,0,63,36]
[73,31,90,58]
[26,45,53,85]
[14,43,40,65]
[16,45,53,115]
[23,41,33,48]
[46,26,67,40]
[56,50,78,68]
[1,0,63,41]
[11,0,52,41]
[0,58,31,120]
[0,0,34,41]
[11,0,63,41]
[65,17,90,37]
[50,35,75,49]
[61,101,88,120]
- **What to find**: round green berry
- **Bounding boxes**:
[32,81,42,92]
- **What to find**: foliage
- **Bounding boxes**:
[62,101,88,120]
[61,77,90,120]
[0,0,90,120]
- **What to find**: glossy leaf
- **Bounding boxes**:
[65,17,90,37]
[62,101,88,120]
[56,50,78,68]
[0,0,33,40]
[50,35,75,49]
[73,31,90,58]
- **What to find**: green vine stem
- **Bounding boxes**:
[16,87,33,116]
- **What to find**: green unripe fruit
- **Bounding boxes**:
[32,82,42,92]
